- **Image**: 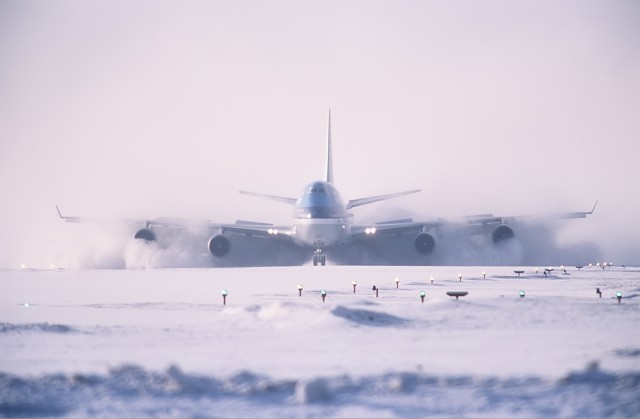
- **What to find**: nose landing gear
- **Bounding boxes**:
[312,241,326,266]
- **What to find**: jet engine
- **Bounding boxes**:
[208,234,231,258]
[414,232,436,255]
[492,225,515,244]
[134,228,157,242]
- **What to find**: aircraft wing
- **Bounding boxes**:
[351,218,445,239]
[56,205,295,239]
[463,200,598,225]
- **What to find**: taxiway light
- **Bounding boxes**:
[221,289,228,305]
[616,292,622,304]
[395,278,400,288]
[321,289,327,302]
[519,290,525,298]
[352,281,357,293]
[420,291,425,303]
[297,284,303,296]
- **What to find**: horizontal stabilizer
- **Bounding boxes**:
[346,189,421,210]
[239,191,297,205]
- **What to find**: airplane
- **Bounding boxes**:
[56,111,597,267]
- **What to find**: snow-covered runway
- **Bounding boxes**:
[1,265,639,417]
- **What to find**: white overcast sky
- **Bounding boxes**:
[1,0,639,267]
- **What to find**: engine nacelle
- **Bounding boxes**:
[492,225,515,244]
[134,228,157,242]
[414,232,436,255]
[208,234,231,258]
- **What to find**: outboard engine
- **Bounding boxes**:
[414,232,436,255]
[208,234,231,258]
[492,225,515,244]
[134,228,157,242]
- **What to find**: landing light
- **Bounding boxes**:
[268,228,279,235]
[365,227,377,235]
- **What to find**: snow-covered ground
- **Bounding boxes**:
[1,265,639,417]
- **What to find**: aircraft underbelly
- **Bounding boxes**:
[295,218,347,247]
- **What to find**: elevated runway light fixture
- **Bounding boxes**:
[395,277,400,288]
[221,289,228,305]
[420,291,426,303]
[458,273,463,282]
[297,284,303,297]
[352,281,357,293]
[430,276,435,284]
[321,289,327,302]
[616,292,622,304]
[482,271,486,279]
[372,285,379,298]
[519,290,525,298]
[23,303,30,308]
[596,288,602,298]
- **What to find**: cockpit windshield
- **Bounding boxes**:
[294,181,346,219]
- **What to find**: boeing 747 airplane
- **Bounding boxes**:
[57,112,597,266]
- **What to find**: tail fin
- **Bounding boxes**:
[325,109,334,184]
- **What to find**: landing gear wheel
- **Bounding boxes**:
[313,254,326,266]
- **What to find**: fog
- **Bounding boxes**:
[1,0,639,268]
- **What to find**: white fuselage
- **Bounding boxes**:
[292,181,351,249]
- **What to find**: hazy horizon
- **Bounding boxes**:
[1,0,639,267]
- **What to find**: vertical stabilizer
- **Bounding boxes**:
[325,110,334,183]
